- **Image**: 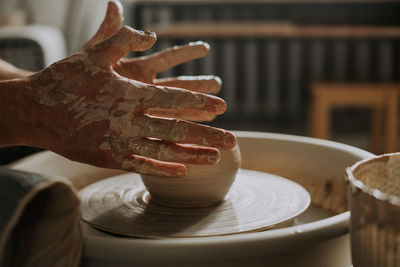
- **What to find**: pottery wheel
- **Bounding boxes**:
[79,169,310,238]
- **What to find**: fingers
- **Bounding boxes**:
[89,26,157,67]
[149,109,217,122]
[126,138,220,164]
[83,0,123,50]
[134,115,237,149]
[154,75,222,94]
[119,154,187,177]
[70,146,187,177]
[105,136,221,177]
[142,41,210,73]
[138,85,226,114]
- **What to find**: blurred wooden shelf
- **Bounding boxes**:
[150,22,400,38]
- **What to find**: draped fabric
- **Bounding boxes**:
[0,168,82,267]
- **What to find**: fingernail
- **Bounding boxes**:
[188,41,209,55]
[202,42,210,50]
[134,29,156,39]
[207,148,220,163]
[188,41,205,47]
[215,100,226,114]
[143,30,156,39]
[224,132,237,149]
[112,1,123,14]
[207,153,220,164]
[214,76,222,85]
[175,166,187,177]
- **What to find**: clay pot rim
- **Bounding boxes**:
[346,152,400,207]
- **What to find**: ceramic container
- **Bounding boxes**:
[140,145,241,208]
[346,153,400,267]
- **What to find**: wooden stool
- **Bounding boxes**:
[310,83,400,154]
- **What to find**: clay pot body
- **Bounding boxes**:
[141,145,241,208]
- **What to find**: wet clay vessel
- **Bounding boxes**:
[140,145,241,208]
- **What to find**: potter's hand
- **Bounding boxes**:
[84,0,220,122]
[20,27,235,177]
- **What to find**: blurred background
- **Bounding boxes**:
[0,0,399,163]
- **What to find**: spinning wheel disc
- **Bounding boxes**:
[79,169,310,238]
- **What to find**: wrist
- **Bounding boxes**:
[0,78,32,146]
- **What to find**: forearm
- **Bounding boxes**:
[0,59,33,80]
[0,78,32,146]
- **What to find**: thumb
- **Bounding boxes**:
[88,26,157,67]
[84,0,123,50]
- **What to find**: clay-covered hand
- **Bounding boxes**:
[84,0,220,121]
[21,27,236,177]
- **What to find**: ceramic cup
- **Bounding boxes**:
[346,153,400,267]
[141,145,241,208]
